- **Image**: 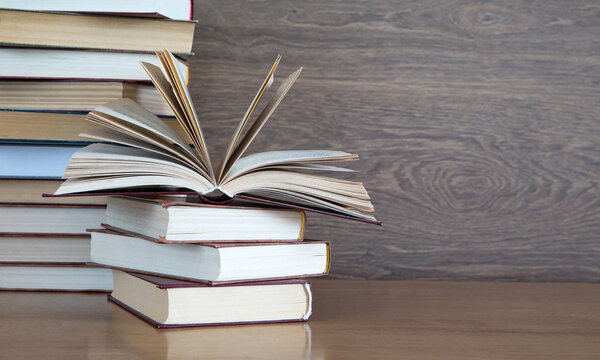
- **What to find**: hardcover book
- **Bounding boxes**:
[0,264,113,291]
[109,271,313,328]
[0,81,174,115]
[103,196,305,242]
[0,179,107,204]
[0,9,195,53]
[1,143,83,179]
[0,203,105,234]
[0,48,190,83]
[0,233,91,263]
[0,0,194,20]
[89,229,330,284]
[0,111,183,143]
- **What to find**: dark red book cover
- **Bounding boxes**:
[45,191,382,225]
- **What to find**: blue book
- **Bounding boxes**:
[0,143,82,179]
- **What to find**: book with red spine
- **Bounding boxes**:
[109,271,313,328]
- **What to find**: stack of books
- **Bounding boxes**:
[88,196,328,327]
[2,1,379,327]
[0,1,195,291]
[45,48,378,327]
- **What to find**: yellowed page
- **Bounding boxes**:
[93,99,196,160]
[223,150,357,182]
[216,55,281,181]
[56,144,213,194]
[222,67,303,180]
[79,127,209,178]
[85,106,208,177]
[222,170,373,211]
[160,50,214,180]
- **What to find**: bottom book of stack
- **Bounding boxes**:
[110,271,313,328]
[0,233,112,291]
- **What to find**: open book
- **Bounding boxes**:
[53,50,377,223]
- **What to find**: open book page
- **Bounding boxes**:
[254,163,356,172]
[223,150,358,182]
[221,170,373,214]
[216,55,280,181]
[80,127,205,173]
[141,60,213,179]
[56,176,211,196]
[221,67,303,179]
[237,190,377,222]
[158,50,214,180]
[95,99,191,152]
[85,100,209,178]
[55,143,213,195]
[141,62,190,127]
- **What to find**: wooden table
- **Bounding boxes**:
[1,280,599,359]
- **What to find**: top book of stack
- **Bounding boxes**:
[0,0,193,20]
[0,9,195,54]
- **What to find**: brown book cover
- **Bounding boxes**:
[0,9,196,54]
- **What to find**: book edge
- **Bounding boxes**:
[107,294,309,328]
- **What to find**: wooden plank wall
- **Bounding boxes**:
[189,1,600,281]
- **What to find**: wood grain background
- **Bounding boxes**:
[189,0,600,281]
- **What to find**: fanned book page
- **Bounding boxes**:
[54,50,378,223]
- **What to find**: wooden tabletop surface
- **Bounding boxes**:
[1,280,599,359]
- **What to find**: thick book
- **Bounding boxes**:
[0,9,195,53]
[89,229,330,284]
[52,50,378,223]
[104,196,305,242]
[109,271,312,328]
[0,0,193,20]
[0,203,105,234]
[0,143,83,179]
[0,233,91,263]
[0,81,173,115]
[0,179,106,204]
[0,264,113,291]
[0,111,184,143]
[0,48,190,83]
